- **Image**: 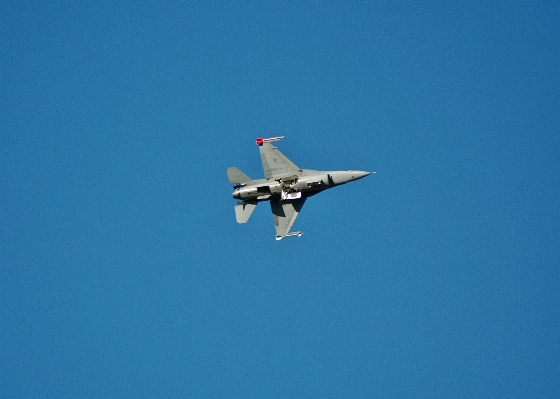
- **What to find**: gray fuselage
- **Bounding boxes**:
[232,169,369,201]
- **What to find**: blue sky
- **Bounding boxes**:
[2,1,559,397]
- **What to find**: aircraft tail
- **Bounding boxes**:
[235,201,257,223]
[227,167,252,185]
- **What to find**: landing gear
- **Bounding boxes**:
[281,190,302,201]
[276,175,301,201]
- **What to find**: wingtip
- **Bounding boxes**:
[257,136,284,146]
[275,231,303,240]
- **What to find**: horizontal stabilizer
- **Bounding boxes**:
[227,167,252,185]
[235,201,257,223]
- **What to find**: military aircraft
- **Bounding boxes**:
[228,137,371,240]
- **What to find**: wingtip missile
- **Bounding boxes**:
[275,231,303,240]
[256,136,284,146]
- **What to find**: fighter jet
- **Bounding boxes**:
[228,137,371,240]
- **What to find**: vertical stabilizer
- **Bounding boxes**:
[227,167,252,185]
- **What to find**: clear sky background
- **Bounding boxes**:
[2,1,559,398]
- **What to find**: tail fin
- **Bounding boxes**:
[227,167,252,185]
[235,201,257,223]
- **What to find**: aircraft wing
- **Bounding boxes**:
[259,141,301,179]
[270,197,306,239]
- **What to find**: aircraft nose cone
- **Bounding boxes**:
[352,171,370,180]
[233,190,240,199]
